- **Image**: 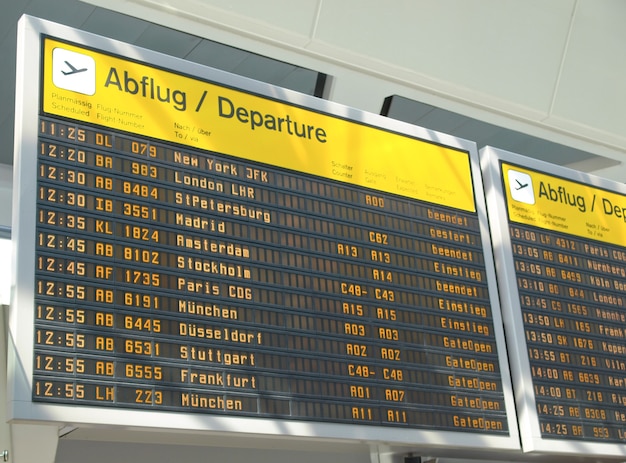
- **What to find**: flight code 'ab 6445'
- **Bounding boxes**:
[31,115,507,434]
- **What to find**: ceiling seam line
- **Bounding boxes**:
[545,0,579,121]
[305,0,324,48]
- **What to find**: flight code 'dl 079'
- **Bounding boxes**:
[29,115,511,435]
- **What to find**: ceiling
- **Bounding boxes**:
[380,95,618,168]
[0,0,616,170]
[0,0,324,168]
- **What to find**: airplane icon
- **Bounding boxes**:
[508,169,535,205]
[61,60,88,75]
[515,179,529,190]
[53,48,96,95]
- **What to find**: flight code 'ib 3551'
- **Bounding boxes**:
[31,115,508,432]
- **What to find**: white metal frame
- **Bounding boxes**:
[481,145,626,457]
[9,15,521,455]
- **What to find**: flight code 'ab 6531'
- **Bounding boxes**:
[31,115,508,434]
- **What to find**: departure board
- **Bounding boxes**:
[9,16,519,450]
[481,146,626,457]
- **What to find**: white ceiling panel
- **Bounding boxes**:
[381,95,610,167]
[550,1,626,137]
[135,24,203,58]
[177,0,321,37]
[80,8,150,43]
[313,0,577,113]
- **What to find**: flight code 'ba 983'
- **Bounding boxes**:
[29,115,512,433]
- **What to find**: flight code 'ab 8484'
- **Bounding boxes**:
[32,116,507,433]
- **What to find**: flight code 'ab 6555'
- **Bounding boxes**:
[32,115,507,434]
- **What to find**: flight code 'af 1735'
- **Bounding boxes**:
[29,113,509,435]
[9,20,517,448]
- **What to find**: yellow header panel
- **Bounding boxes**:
[502,162,626,247]
[42,38,475,212]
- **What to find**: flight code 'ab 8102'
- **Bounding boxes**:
[32,115,507,434]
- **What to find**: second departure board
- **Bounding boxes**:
[481,146,626,457]
[10,16,519,450]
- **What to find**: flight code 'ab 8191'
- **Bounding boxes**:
[32,114,507,434]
